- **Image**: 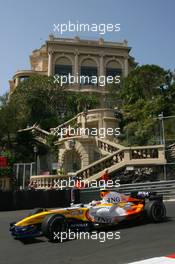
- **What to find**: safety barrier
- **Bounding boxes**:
[119,180,175,199]
[78,180,175,203]
[0,189,71,211]
[0,180,174,211]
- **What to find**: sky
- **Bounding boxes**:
[0,0,174,95]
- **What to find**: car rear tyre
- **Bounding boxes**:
[42,214,68,242]
[145,200,166,223]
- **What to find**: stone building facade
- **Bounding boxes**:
[10,36,165,187]
[9,35,135,95]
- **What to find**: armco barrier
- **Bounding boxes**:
[79,188,100,203]
[43,190,71,208]
[119,180,175,199]
[79,180,175,203]
[13,190,45,210]
[0,180,174,211]
[0,191,13,211]
[0,189,71,211]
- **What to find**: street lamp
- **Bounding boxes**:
[158,112,165,145]
[114,107,123,120]
[33,146,38,175]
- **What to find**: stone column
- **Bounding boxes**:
[15,77,20,87]
[99,55,104,76]
[74,50,79,83]
[124,57,128,77]
[48,51,53,76]
[124,149,131,162]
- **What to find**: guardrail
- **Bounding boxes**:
[79,180,175,202]
[0,189,71,211]
[119,180,175,199]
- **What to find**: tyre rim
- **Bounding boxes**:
[153,205,164,219]
[50,219,67,240]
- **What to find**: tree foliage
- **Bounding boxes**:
[119,65,175,146]
[1,65,175,163]
[0,75,99,162]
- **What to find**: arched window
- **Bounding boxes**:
[106,60,122,78]
[54,57,72,83]
[80,58,98,85]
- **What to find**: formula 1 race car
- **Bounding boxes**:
[10,190,166,242]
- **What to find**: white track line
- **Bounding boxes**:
[129,255,175,263]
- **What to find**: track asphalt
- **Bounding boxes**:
[0,202,174,264]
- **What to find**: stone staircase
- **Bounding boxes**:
[75,145,166,182]
[30,144,166,189]
[26,111,169,187]
[96,137,124,155]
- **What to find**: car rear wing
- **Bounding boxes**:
[130,191,163,201]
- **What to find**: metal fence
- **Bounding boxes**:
[14,163,35,189]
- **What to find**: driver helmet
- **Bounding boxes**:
[99,187,110,199]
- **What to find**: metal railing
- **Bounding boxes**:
[79,180,175,201]
[118,180,175,199]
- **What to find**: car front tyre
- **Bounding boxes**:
[41,214,68,242]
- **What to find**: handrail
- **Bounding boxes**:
[76,145,165,180]
[96,137,124,153]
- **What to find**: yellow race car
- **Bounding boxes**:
[10,190,166,242]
